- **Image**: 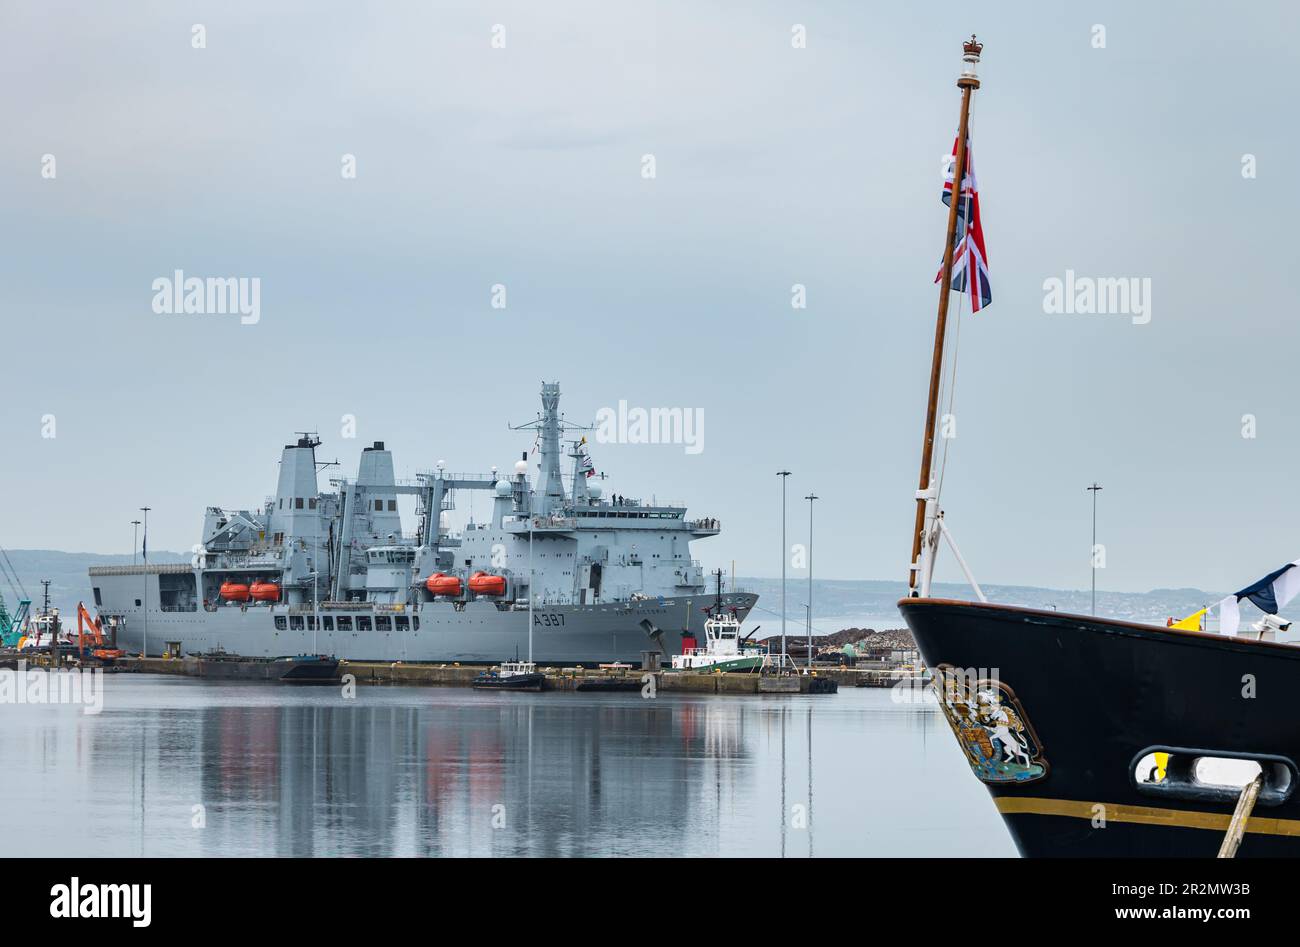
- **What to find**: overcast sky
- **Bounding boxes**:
[3,1,1297,593]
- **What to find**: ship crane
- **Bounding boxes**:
[76,601,124,664]
[0,593,31,648]
[0,543,32,647]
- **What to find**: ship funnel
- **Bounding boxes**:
[273,437,320,529]
[357,441,401,542]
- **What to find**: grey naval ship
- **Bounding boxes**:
[88,383,755,664]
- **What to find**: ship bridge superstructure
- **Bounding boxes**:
[158,383,720,612]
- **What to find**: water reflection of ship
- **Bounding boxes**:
[192,695,753,856]
[677,701,746,761]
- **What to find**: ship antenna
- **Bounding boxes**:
[907,35,981,597]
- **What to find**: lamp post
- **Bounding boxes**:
[1087,484,1102,615]
[131,520,141,565]
[776,470,791,665]
[140,506,151,657]
[527,519,535,664]
[805,493,818,670]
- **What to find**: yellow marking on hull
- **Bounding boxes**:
[994,796,1300,837]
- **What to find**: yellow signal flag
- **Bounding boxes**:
[1154,752,1169,782]
[1170,608,1207,631]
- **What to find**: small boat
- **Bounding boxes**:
[467,571,507,596]
[473,660,545,691]
[273,654,341,684]
[671,613,766,673]
[575,676,643,693]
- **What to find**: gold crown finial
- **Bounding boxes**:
[958,34,983,87]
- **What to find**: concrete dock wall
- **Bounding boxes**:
[118,657,915,694]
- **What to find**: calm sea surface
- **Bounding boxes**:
[0,675,1014,857]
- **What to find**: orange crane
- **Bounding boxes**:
[76,602,124,663]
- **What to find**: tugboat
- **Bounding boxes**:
[898,37,1300,857]
[472,660,545,691]
[670,613,766,673]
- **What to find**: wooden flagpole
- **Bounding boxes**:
[909,36,982,593]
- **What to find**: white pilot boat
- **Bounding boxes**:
[670,613,766,673]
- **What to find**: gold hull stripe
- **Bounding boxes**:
[994,796,1300,837]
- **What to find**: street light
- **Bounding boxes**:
[131,520,141,565]
[805,493,818,670]
[528,519,534,664]
[776,470,791,665]
[140,506,151,658]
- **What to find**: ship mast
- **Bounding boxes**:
[908,35,982,596]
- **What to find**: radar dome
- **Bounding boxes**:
[514,460,528,475]
[495,480,513,497]
[587,482,603,499]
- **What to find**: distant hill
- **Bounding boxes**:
[735,576,1223,632]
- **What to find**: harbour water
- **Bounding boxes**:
[0,677,1013,857]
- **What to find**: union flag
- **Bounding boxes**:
[935,132,992,312]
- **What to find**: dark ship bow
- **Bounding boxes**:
[900,598,1300,857]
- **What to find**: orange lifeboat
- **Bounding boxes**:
[249,581,281,602]
[425,573,463,596]
[468,572,507,596]
[220,582,250,602]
